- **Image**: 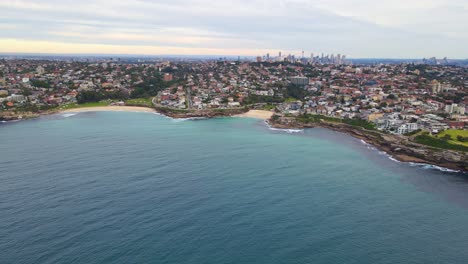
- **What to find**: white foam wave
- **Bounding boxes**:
[364,145,459,173]
[408,162,460,173]
[368,147,401,163]
[269,127,304,133]
[1,119,20,123]
[359,139,377,150]
[151,112,207,122]
[62,113,77,118]
[388,156,401,163]
[264,121,303,133]
[171,117,207,122]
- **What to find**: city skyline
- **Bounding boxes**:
[0,0,467,58]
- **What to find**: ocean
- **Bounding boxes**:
[1,111,468,264]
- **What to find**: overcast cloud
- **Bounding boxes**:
[0,0,467,58]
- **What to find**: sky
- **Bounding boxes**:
[0,0,467,58]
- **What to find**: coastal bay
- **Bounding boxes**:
[1,112,468,264]
[3,104,466,172]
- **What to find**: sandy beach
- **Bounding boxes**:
[61,106,273,120]
[61,106,156,113]
[236,110,274,119]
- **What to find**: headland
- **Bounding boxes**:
[268,115,468,172]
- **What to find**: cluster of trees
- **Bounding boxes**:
[30,79,51,88]
[76,70,178,103]
[76,90,130,104]
[130,72,177,98]
[242,95,284,105]
[283,84,308,100]
[441,93,465,104]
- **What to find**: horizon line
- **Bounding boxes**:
[1,52,467,61]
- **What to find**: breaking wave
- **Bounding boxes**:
[359,139,460,172]
[264,121,303,133]
[62,113,77,118]
[408,163,460,173]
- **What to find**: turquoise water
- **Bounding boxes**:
[1,112,468,264]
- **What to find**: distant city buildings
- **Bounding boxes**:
[259,51,348,65]
[423,57,450,65]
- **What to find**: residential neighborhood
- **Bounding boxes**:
[1,56,467,136]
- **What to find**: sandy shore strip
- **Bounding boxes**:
[61,106,156,113]
[236,110,274,119]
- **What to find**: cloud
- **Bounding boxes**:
[0,0,466,58]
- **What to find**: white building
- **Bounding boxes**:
[7,94,26,102]
[397,123,419,135]
[445,104,466,115]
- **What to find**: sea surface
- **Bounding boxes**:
[1,112,468,264]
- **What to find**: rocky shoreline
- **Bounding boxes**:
[0,111,41,121]
[269,116,468,172]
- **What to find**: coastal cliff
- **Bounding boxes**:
[0,111,39,121]
[269,116,468,172]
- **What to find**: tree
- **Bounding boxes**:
[30,79,51,88]
[130,73,169,98]
[284,84,307,100]
[21,87,32,96]
[77,90,103,103]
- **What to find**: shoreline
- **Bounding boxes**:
[267,118,468,173]
[1,107,271,121]
[3,107,466,172]
[60,106,156,113]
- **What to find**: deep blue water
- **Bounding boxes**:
[1,112,468,264]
